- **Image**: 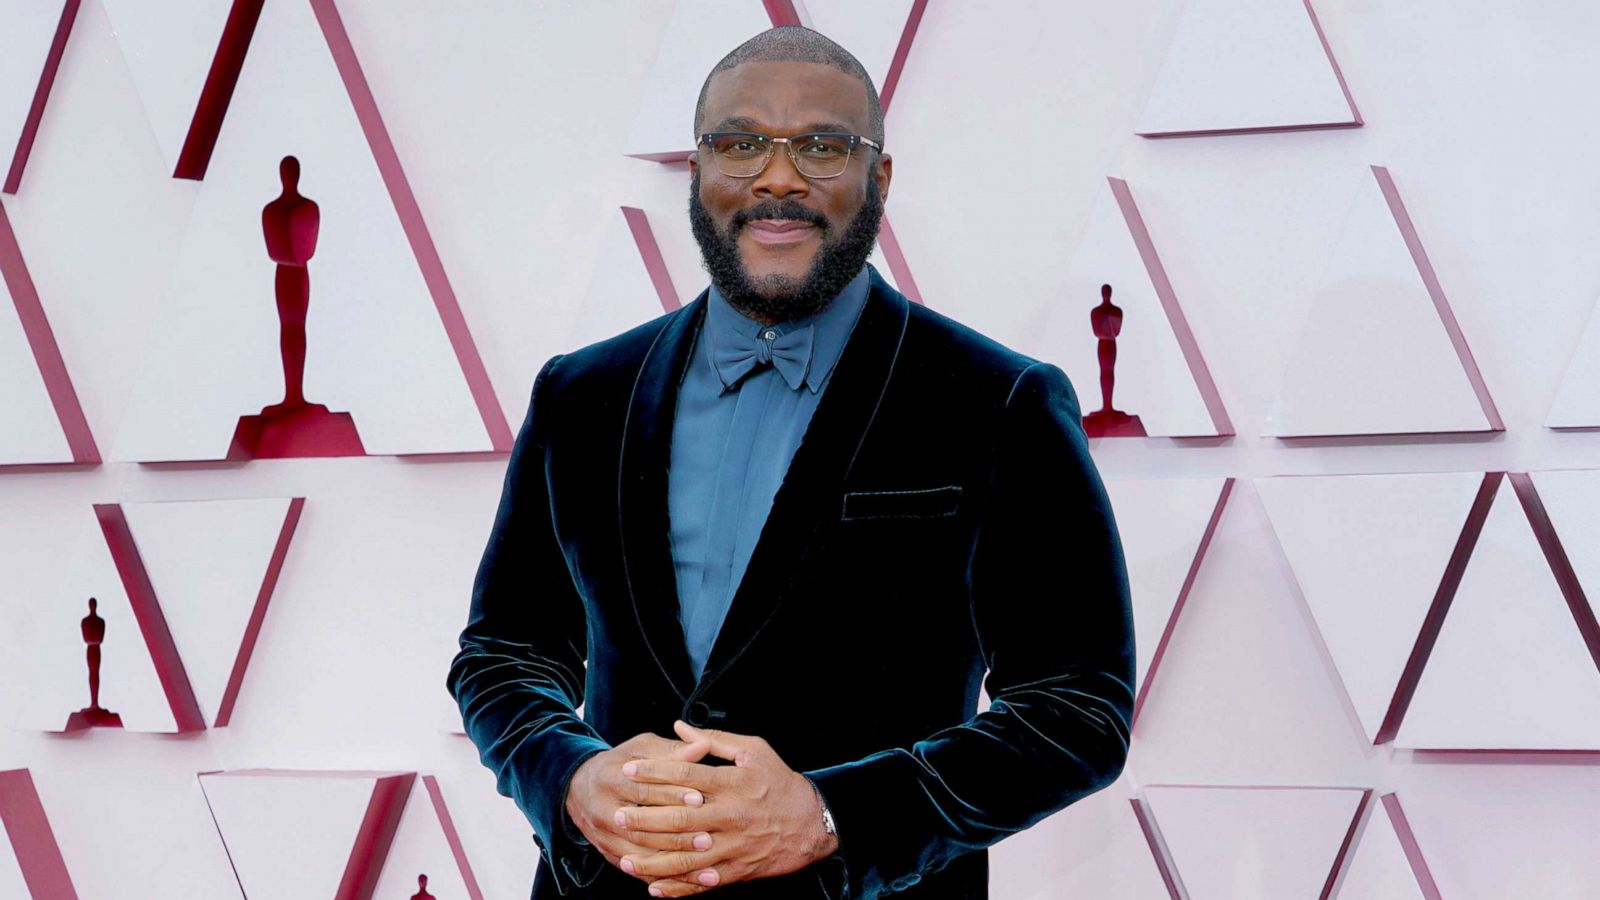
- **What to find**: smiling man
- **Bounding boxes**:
[449,25,1135,900]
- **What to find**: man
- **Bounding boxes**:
[448,26,1134,900]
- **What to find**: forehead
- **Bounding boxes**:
[701,59,871,132]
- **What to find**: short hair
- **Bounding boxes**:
[694,26,886,146]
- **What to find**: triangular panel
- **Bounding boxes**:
[113,0,507,462]
[0,769,79,899]
[1104,476,1232,722]
[200,769,414,900]
[99,0,236,173]
[1008,177,1230,437]
[1396,474,1600,748]
[1137,0,1359,137]
[1141,784,1369,900]
[1336,793,1441,900]
[0,201,96,465]
[120,497,304,727]
[371,776,485,900]
[1547,295,1600,428]
[0,0,78,193]
[12,506,201,733]
[1267,167,1501,437]
[1256,472,1488,744]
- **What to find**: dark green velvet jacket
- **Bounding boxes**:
[447,268,1135,899]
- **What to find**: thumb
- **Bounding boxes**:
[674,720,756,766]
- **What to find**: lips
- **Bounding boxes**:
[744,219,819,245]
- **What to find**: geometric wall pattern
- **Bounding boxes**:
[1260,470,1600,750]
[1137,0,1361,138]
[0,199,96,465]
[0,0,78,194]
[0,769,79,899]
[1547,293,1600,428]
[1265,166,1503,437]
[1136,783,1371,899]
[5,2,1600,897]
[112,0,509,461]
[1106,476,1234,722]
[13,498,301,734]
[198,768,415,900]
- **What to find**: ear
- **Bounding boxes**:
[874,151,892,206]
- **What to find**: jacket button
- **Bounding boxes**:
[684,700,711,727]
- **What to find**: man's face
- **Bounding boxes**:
[688,59,893,323]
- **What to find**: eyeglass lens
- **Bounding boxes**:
[707,134,855,178]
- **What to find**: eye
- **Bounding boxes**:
[798,136,849,157]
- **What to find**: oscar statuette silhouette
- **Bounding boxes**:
[65,597,123,730]
[230,155,365,458]
[410,873,436,899]
[1081,283,1147,437]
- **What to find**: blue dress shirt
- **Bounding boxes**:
[668,264,873,683]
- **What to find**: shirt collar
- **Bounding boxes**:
[703,263,873,394]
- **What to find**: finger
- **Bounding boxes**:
[621,758,724,792]
[646,867,722,895]
[616,827,714,853]
[614,802,705,833]
[620,849,717,880]
[618,777,706,808]
[628,733,712,764]
[673,720,759,766]
[645,877,712,898]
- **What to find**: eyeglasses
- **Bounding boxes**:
[697,131,881,179]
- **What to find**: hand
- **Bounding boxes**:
[565,730,719,893]
[616,720,840,897]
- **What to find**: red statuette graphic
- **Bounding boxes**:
[1083,283,1146,437]
[230,155,364,458]
[63,596,123,730]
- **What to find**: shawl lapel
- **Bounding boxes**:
[618,269,910,702]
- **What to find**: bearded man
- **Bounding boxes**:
[449,25,1135,900]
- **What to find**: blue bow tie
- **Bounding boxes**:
[712,323,814,392]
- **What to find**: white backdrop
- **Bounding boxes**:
[4,1,1600,897]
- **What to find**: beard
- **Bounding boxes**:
[689,168,883,323]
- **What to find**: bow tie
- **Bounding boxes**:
[712,323,814,392]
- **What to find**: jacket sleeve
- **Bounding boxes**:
[802,361,1136,898]
[446,353,614,895]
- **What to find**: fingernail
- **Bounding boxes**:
[694,833,712,850]
[614,809,626,827]
[649,888,664,897]
[698,870,718,885]
[623,761,638,777]
[685,790,703,805]
[621,857,635,874]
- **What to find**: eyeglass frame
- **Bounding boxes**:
[695,130,883,180]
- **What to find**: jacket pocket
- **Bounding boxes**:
[840,484,962,521]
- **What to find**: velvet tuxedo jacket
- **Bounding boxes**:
[447,267,1136,900]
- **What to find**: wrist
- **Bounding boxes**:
[799,774,840,860]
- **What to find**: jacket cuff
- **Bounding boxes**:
[803,750,928,898]
[529,738,610,894]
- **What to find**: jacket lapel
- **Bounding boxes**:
[618,291,707,702]
[617,268,911,702]
[696,271,908,693]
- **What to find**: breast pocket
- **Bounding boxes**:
[840,484,963,521]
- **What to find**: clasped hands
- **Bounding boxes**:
[563,720,839,897]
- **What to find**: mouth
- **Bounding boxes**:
[743,218,820,246]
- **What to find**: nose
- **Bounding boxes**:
[750,142,809,200]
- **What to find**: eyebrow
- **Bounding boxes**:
[709,116,859,134]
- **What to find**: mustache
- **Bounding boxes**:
[732,202,827,232]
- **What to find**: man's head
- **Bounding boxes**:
[688,26,892,325]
